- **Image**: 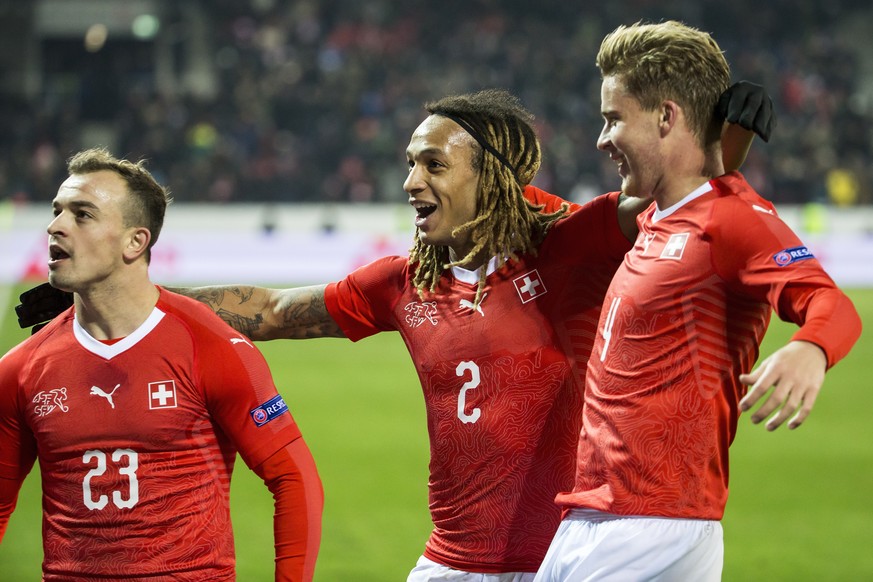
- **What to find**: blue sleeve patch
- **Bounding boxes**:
[772,246,814,267]
[250,394,289,427]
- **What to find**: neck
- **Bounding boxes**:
[448,245,491,272]
[654,144,724,211]
[74,275,160,340]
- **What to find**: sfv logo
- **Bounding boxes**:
[404,301,438,328]
[33,388,69,417]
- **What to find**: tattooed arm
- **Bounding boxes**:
[167,284,345,341]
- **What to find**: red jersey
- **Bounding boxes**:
[324,191,630,572]
[557,172,861,520]
[0,288,304,581]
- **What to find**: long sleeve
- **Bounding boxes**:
[0,475,25,541]
[252,437,324,582]
[780,284,862,369]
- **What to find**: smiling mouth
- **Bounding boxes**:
[416,205,437,219]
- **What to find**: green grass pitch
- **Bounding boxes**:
[0,284,870,580]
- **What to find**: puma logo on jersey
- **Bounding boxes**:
[642,233,656,254]
[90,384,121,409]
[459,293,486,317]
[660,233,690,260]
[752,204,775,215]
[231,337,253,348]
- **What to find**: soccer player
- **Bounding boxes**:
[12,86,771,580]
[534,21,862,581]
[0,148,323,581]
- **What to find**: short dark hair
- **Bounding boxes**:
[67,147,172,262]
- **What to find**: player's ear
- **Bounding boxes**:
[659,100,680,136]
[124,227,152,262]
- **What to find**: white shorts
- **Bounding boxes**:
[407,556,536,582]
[533,509,723,582]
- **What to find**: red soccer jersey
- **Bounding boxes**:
[556,172,861,520]
[324,191,630,573]
[0,288,303,580]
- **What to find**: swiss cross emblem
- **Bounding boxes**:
[513,270,547,303]
[660,233,690,260]
[148,380,177,409]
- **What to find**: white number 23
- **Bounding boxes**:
[82,448,139,510]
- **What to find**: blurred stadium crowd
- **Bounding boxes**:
[1,0,872,206]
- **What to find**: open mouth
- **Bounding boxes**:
[411,202,438,228]
[49,246,70,263]
[415,204,437,219]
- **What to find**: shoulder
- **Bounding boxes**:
[707,173,788,239]
[156,288,250,347]
[1,311,73,368]
[546,191,630,258]
[523,184,581,213]
[341,254,412,287]
[0,315,74,394]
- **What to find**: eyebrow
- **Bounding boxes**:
[52,199,101,212]
[407,146,446,159]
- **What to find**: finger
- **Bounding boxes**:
[748,385,788,425]
[716,91,732,120]
[738,369,771,411]
[740,366,785,420]
[764,385,804,431]
[754,99,774,142]
[19,282,54,302]
[16,305,61,328]
[787,389,820,430]
[738,370,760,386]
[15,304,45,328]
[736,92,763,131]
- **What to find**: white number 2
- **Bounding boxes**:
[456,361,482,424]
[82,449,140,510]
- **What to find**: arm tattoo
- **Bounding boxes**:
[215,308,265,338]
[282,289,344,339]
[169,285,267,337]
[278,287,344,339]
[169,284,343,340]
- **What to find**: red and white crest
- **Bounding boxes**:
[148,380,177,409]
[513,270,547,303]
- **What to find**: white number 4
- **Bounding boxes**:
[82,449,140,510]
[600,296,622,362]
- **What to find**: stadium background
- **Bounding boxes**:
[0,0,871,580]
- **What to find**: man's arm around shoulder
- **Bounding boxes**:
[168,285,345,341]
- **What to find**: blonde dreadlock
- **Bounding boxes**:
[409,89,567,307]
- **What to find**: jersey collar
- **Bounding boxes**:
[73,307,166,359]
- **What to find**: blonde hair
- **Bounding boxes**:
[409,89,566,306]
[597,20,731,148]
